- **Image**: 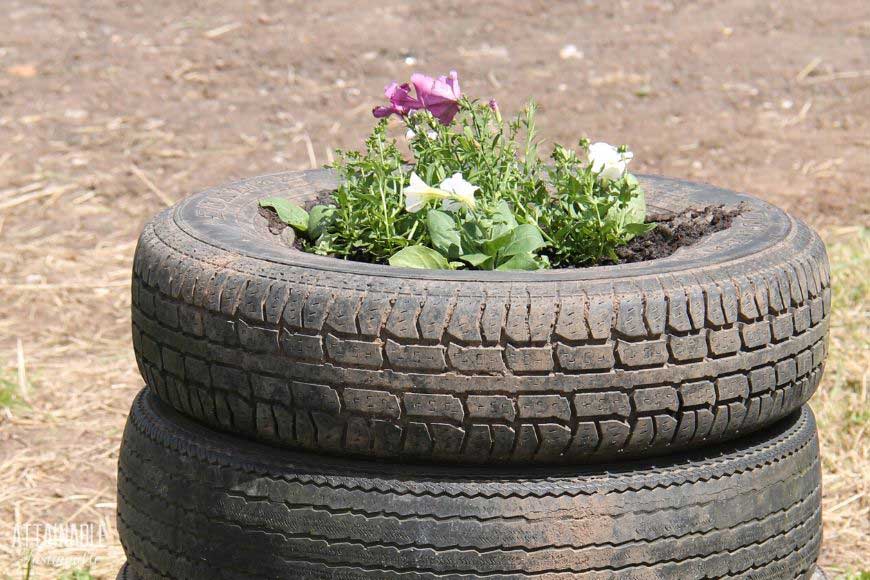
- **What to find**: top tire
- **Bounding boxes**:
[131,170,830,464]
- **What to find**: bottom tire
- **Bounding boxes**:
[118,389,822,579]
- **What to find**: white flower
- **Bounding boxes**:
[439,172,478,211]
[403,172,477,213]
[406,128,416,140]
[587,142,633,182]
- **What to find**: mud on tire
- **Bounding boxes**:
[132,170,831,464]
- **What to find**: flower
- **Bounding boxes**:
[411,71,461,125]
[587,142,633,182]
[488,98,501,123]
[373,82,422,119]
[404,172,477,213]
[438,172,478,211]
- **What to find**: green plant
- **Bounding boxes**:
[262,72,651,269]
[0,369,28,411]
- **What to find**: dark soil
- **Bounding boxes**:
[602,204,744,265]
[260,198,742,268]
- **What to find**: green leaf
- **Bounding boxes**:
[259,197,309,232]
[388,245,450,270]
[623,183,646,225]
[460,253,492,267]
[501,223,546,257]
[484,227,515,255]
[308,205,334,239]
[490,200,518,238]
[426,210,462,258]
[496,252,542,271]
[625,222,656,236]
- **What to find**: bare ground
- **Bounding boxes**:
[0,1,867,577]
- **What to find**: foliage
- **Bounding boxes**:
[263,81,651,269]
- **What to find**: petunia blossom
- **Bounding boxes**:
[372,82,423,119]
[411,71,461,125]
[404,172,477,213]
[587,142,634,183]
[373,71,462,125]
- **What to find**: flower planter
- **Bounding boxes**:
[132,169,830,464]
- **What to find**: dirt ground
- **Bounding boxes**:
[0,0,867,578]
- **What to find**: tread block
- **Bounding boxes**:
[616,340,668,367]
[418,296,454,340]
[324,293,361,335]
[776,359,797,386]
[357,295,393,337]
[554,294,588,340]
[796,350,813,377]
[250,375,291,405]
[203,312,237,345]
[626,416,654,449]
[430,423,465,457]
[324,335,383,368]
[480,297,507,344]
[741,321,772,349]
[505,344,554,372]
[695,408,715,439]
[490,424,515,460]
[536,423,571,459]
[281,287,306,330]
[290,382,340,412]
[587,292,614,339]
[447,344,506,373]
[466,395,516,421]
[505,293,531,343]
[263,283,290,325]
[809,297,824,325]
[311,411,345,449]
[342,388,401,419]
[517,395,571,420]
[643,282,667,335]
[680,380,716,407]
[279,330,324,361]
[139,335,163,368]
[771,313,794,341]
[749,367,776,394]
[255,403,278,440]
[704,284,727,326]
[633,386,679,413]
[670,333,708,361]
[665,287,693,333]
[462,424,492,459]
[178,305,204,336]
[556,343,615,370]
[686,285,706,330]
[673,411,697,445]
[512,424,539,460]
[528,297,557,342]
[371,419,402,454]
[654,414,678,445]
[301,287,332,331]
[237,319,279,353]
[345,416,371,451]
[155,296,179,329]
[446,297,483,342]
[404,393,464,422]
[385,295,421,339]
[161,348,185,378]
[736,277,760,320]
[616,293,646,338]
[708,328,741,356]
[716,374,750,402]
[793,306,811,334]
[184,357,210,387]
[403,422,434,456]
[566,422,599,456]
[211,365,250,396]
[573,392,631,417]
[597,420,630,452]
[385,340,447,371]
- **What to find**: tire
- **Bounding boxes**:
[117,562,134,580]
[118,389,821,579]
[132,170,831,464]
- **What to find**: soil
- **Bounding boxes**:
[260,197,741,267]
[607,204,743,264]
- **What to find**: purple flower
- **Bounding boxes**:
[372,71,462,125]
[372,82,422,118]
[411,71,461,125]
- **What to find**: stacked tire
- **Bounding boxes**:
[119,171,831,579]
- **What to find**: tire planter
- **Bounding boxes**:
[118,389,822,579]
[131,170,830,464]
